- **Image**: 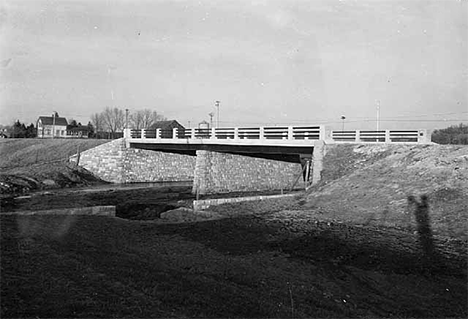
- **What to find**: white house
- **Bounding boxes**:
[36,114,68,138]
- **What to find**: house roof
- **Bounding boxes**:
[68,126,89,132]
[150,120,184,129]
[38,116,68,126]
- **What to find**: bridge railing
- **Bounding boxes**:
[331,130,427,143]
[127,127,427,143]
[128,125,324,141]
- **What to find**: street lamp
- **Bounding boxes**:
[341,115,346,132]
[125,108,129,129]
[208,112,214,129]
[215,100,220,128]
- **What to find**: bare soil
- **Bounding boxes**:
[306,144,468,240]
[1,139,467,318]
[1,206,466,318]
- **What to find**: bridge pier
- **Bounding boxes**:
[192,150,304,195]
[311,141,325,186]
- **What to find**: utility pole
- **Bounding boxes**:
[52,111,57,138]
[376,100,380,131]
[215,100,220,128]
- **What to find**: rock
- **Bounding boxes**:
[42,179,56,186]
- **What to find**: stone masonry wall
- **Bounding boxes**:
[75,139,195,183]
[193,150,303,195]
[124,148,195,182]
[76,139,126,183]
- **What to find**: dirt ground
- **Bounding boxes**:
[1,139,467,318]
[306,143,468,240]
[1,186,467,318]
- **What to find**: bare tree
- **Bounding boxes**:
[90,112,104,134]
[102,107,125,135]
[130,109,166,129]
[129,110,144,130]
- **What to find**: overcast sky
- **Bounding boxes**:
[0,0,467,130]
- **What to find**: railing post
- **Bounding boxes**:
[141,129,146,139]
[419,130,427,143]
[155,128,160,139]
[259,127,264,139]
[319,125,326,140]
[173,128,178,139]
[385,130,390,143]
[211,127,216,139]
[234,127,239,140]
[190,128,195,139]
[355,130,360,142]
[304,132,309,140]
[288,126,293,140]
[124,128,131,138]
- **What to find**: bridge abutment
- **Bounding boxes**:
[74,138,195,183]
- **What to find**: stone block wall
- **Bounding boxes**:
[75,139,195,183]
[124,148,195,182]
[76,139,126,183]
[193,150,303,195]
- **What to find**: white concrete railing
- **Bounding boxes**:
[123,127,428,144]
[331,130,428,143]
[127,125,325,141]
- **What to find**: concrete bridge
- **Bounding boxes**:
[72,125,428,195]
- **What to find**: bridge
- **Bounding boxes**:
[124,125,428,147]
[73,125,429,195]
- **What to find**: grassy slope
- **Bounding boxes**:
[1,214,466,318]
[0,139,109,194]
[0,138,108,177]
[305,144,468,240]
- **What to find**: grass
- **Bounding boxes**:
[0,138,107,176]
[0,139,109,195]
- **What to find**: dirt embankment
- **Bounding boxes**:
[304,143,468,240]
[0,139,108,196]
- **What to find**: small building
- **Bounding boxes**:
[149,120,185,138]
[67,125,90,138]
[36,115,68,138]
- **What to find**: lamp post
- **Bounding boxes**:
[215,100,220,128]
[208,112,214,129]
[341,115,346,132]
[125,108,129,129]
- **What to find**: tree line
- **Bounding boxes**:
[1,120,37,138]
[90,107,166,138]
[431,123,468,145]
[1,107,166,139]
